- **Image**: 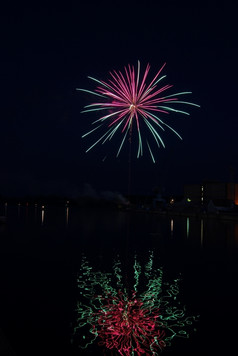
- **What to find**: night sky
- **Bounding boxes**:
[1,1,237,198]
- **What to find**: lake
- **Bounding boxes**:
[0,203,238,355]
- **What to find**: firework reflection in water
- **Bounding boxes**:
[72,251,199,355]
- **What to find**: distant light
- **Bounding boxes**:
[187,198,191,202]
[201,185,204,204]
[170,198,175,204]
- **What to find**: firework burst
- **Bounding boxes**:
[77,61,199,162]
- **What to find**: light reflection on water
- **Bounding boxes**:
[0,204,238,355]
[186,217,189,239]
[200,219,204,246]
[170,218,174,236]
[72,251,199,355]
[2,203,238,247]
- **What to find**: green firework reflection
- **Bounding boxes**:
[72,251,199,355]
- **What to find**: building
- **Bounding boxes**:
[184,181,238,206]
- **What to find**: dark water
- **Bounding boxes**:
[0,204,238,355]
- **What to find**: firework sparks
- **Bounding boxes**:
[72,252,199,355]
[77,61,199,162]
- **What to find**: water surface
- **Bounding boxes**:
[0,204,238,355]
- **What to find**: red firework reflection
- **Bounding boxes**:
[73,254,199,355]
[94,291,166,355]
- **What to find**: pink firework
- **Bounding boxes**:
[77,61,199,162]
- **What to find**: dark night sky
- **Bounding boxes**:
[0,1,237,198]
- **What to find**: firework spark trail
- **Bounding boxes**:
[72,252,199,355]
[77,61,200,161]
